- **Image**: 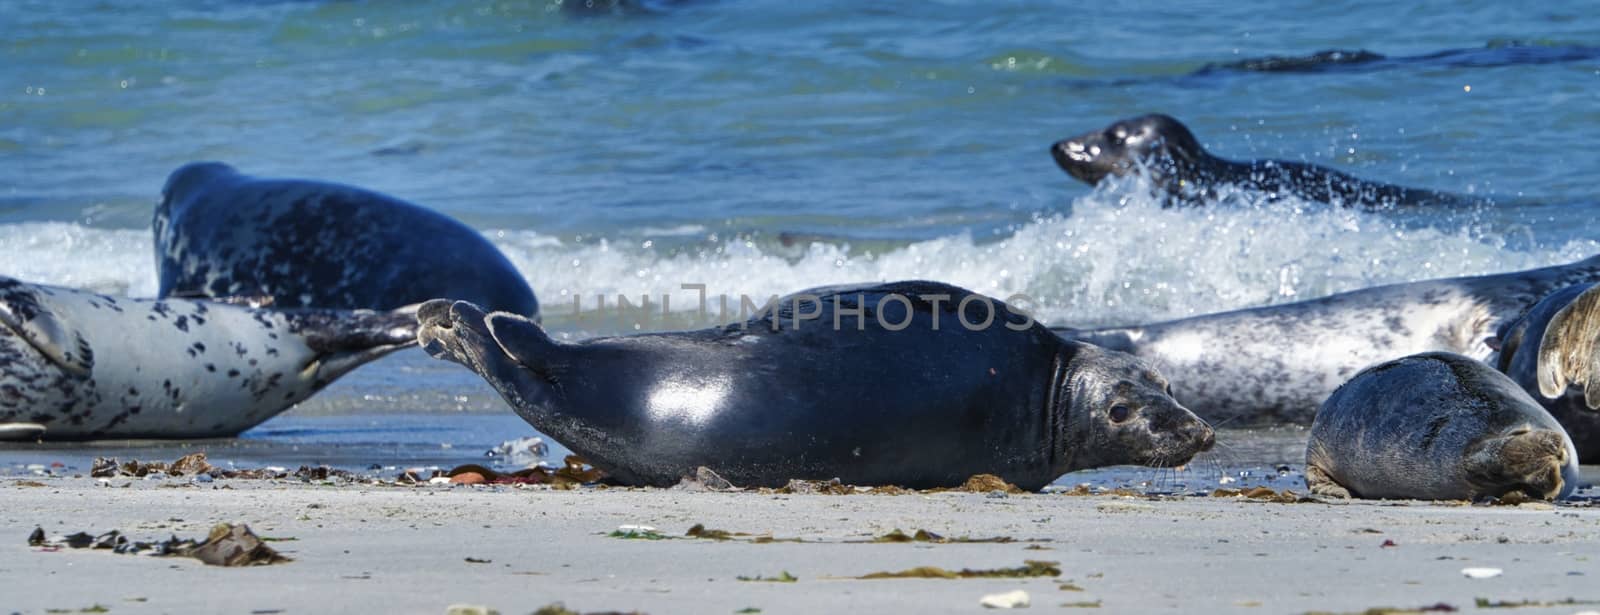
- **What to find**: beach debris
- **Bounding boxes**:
[735,609,762,614]
[1210,486,1311,503]
[484,436,549,468]
[951,474,1024,494]
[685,524,736,540]
[1060,601,1102,608]
[1302,605,1457,614]
[89,453,353,483]
[673,466,738,491]
[868,529,1016,544]
[530,604,647,615]
[29,523,290,566]
[464,557,492,564]
[774,477,853,495]
[857,560,1060,580]
[450,471,487,485]
[444,605,500,615]
[13,479,48,487]
[1058,582,1085,591]
[1474,597,1600,608]
[736,571,798,583]
[979,589,1031,609]
[439,455,605,488]
[1461,567,1503,579]
[609,525,669,540]
[1381,540,1398,548]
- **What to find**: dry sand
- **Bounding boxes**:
[5,476,1600,615]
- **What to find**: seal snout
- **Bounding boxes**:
[1050,138,1099,182]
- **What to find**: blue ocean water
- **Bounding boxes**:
[1,1,1598,480]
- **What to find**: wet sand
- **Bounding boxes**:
[5,477,1600,614]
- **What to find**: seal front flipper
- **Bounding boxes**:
[485,311,559,373]
[1303,464,1352,498]
[1537,284,1600,408]
[0,282,91,377]
[0,423,46,441]
[418,300,558,413]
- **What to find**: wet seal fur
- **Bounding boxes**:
[418,281,1215,490]
[0,276,415,440]
[1050,114,1470,209]
[1058,255,1600,426]
[1306,352,1578,501]
[1494,282,1600,462]
[154,161,539,318]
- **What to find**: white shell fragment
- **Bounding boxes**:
[979,589,1031,609]
[1460,567,1503,579]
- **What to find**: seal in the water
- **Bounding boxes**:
[154,161,539,318]
[1306,352,1578,501]
[1493,282,1600,462]
[0,276,416,440]
[417,281,1215,490]
[1049,114,1470,208]
[1057,254,1600,426]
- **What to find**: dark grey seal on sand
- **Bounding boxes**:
[418,281,1215,490]
[1495,282,1600,462]
[154,162,539,318]
[0,276,415,440]
[1306,352,1578,501]
[1050,114,1469,208]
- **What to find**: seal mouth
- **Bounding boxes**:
[1050,139,1102,184]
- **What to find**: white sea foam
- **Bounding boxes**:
[0,184,1593,332]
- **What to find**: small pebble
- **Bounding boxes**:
[1461,567,1503,579]
[444,605,499,615]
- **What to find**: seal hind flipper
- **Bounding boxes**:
[1536,284,1600,408]
[0,286,91,377]
[0,422,46,441]
[286,305,419,382]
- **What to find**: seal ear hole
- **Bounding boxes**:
[1109,405,1132,423]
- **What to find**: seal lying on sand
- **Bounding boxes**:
[154,162,539,318]
[418,281,1215,490]
[1049,114,1470,208]
[1057,254,1600,426]
[1494,282,1600,462]
[1306,352,1578,501]
[0,276,416,440]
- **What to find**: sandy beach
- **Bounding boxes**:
[5,475,1600,615]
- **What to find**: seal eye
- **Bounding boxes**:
[1109,405,1132,423]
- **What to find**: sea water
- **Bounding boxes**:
[2,0,1597,488]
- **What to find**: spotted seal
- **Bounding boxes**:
[1306,352,1578,501]
[417,281,1215,490]
[154,161,539,318]
[0,276,416,440]
[1057,254,1600,425]
[1494,282,1600,462]
[1049,114,1470,208]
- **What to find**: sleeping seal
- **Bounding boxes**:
[417,281,1215,490]
[1494,282,1600,462]
[1306,352,1578,501]
[154,162,539,318]
[0,276,415,440]
[1058,254,1600,425]
[1050,114,1471,208]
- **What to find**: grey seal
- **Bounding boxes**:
[1494,282,1600,462]
[1050,114,1471,208]
[0,276,415,440]
[1306,352,1578,501]
[1058,254,1600,425]
[154,161,539,318]
[417,281,1215,490]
